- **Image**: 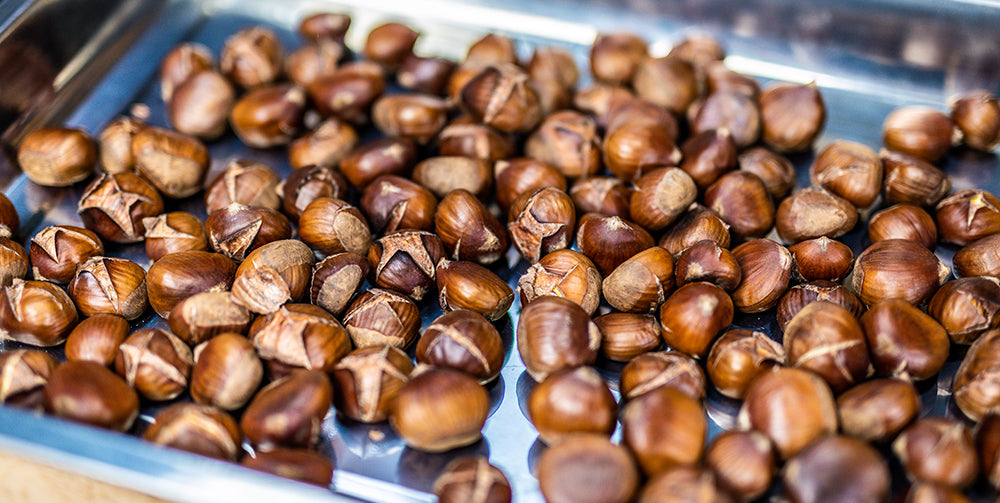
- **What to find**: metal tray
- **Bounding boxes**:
[1,0,1000,502]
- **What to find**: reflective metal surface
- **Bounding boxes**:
[0,0,999,502]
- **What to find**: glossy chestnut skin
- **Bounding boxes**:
[367,230,445,301]
[935,189,1000,246]
[0,350,59,410]
[759,81,825,152]
[600,246,674,314]
[29,225,104,283]
[775,280,864,331]
[206,203,292,261]
[788,236,854,282]
[390,366,489,452]
[893,418,979,489]
[881,150,951,207]
[364,22,419,69]
[341,136,417,189]
[851,239,949,306]
[775,187,858,244]
[143,212,209,262]
[525,110,601,179]
[146,251,237,318]
[594,313,661,362]
[0,193,18,238]
[159,42,213,102]
[494,158,567,212]
[536,433,640,503]
[603,121,681,183]
[868,203,937,249]
[241,369,333,449]
[285,40,343,88]
[528,366,617,444]
[190,333,263,411]
[372,94,448,144]
[220,26,283,89]
[78,171,164,243]
[738,146,795,200]
[64,314,129,366]
[882,106,955,162]
[977,413,1000,489]
[928,276,1000,344]
[412,156,492,200]
[633,56,698,114]
[570,177,631,219]
[361,175,438,234]
[953,234,1000,279]
[692,90,761,151]
[837,378,919,443]
[705,329,784,400]
[131,126,210,199]
[518,249,602,316]
[951,90,1000,151]
[783,435,890,503]
[437,121,513,162]
[507,187,575,263]
[810,140,884,208]
[310,252,370,317]
[0,238,27,287]
[249,304,350,374]
[861,299,949,381]
[783,301,871,393]
[416,310,504,384]
[398,55,457,96]
[436,260,513,321]
[342,288,421,349]
[659,204,732,256]
[143,403,241,461]
[230,84,306,148]
[17,127,96,187]
[705,430,775,502]
[0,279,78,347]
[622,384,706,476]
[460,63,542,133]
[576,213,654,276]
[620,350,705,401]
[466,33,517,65]
[516,295,601,382]
[241,448,334,487]
[299,197,372,257]
[281,164,350,219]
[98,116,145,174]
[433,456,512,503]
[435,189,508,265]
[731,239,793,313]
[659,282,734,359]
[289,118,358,170]
[629,168,696,231]
[589,32,646,84]
[114,328,193,401]
[44,361,139,431]
[331,345,414,423]
[167,291,252,346]
[307,62,386,124]
[205,159,282,213]
[679,128,737,190]
[231,240,314,315]
[168,70,236,140]
[953,329,1000,422]
[704,170,775,241]
[674,239,741,291]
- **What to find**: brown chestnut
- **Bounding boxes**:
[525,110,601,179]
[205,203,292,261]
[220,26,283,89]
[131,126,209,199]
[412,156,492,200]
[935,189,1000,246]
[241,448,334,487]
[44,360,139,431]
[241,369,332,449]
[508,186,575,263]
[674,239,741,291]
[299,197,371,257]
[64,314,129,367]
[536,433,639,503]
[0,279,78,347]
[288,118,358,169]
[465,33,516,65]
[951,90,1000,151]
[340,136,417,189]
[364,22,419,69]
[659,204,731,256]
[869,203,937,249]
[518,249,602,316]
[604,122,681,183]
[436,260,513,321]
[285,40,342,88]
[883,106,955,162]
[977,413,1000,489]
[0,238,27,288]
[17,127,96,187]
[142,211,208,262]
[593,313,661,362]
[114,328,192,401]
[361,175,437,234]
[168,70,236,140]
[679,128,738,190]
[738,146,796,200]
[953,234,1000,279]
[433,456,511,503]
[281,164,350,219]
[29,225,103,283]
[589,32,646,84]
[953,329,1000,422]
[893,418,978,489]
[143,403,241,461]
[205,159,282,213]
[704,170,775,241]
[776,280,863,331]
[705,430,775,502]
[435,189,508,265]
[851,239,949,306]
[928,276,1000,344]
[68,256,147,321]
[788,236,854,283]
[367,230,445,301]
[775,188,859,244]
[437,121,513,163]
[517,295,600,382]
[528,366,617,444]
[570,176,631,219]
[0,193,18,239]
[705,329,784,400]
[249,304,349,374]
[190,333,262,411]
[622,384,706,476]
[230,84,306,148]
[494,157,567,212]
[416,310,504,384]
[390,365,489,452]
[691,90,762,150]
[343,288,420,349]
[576,213,654,276]
[861,298,949,381]
[159,42,213,102]
[783,301,870,393]
[331,345,414,423]
[168,291,252,346]
[0,350,59,410]
[460,63,542,133]
[307,62,386,124]
[731,238,793,313]
[630,167,696,231]
[78,171,164,243]
[147,251,238,318]
[633,56,698,115]
[372,94,448,144]
[231,240,314,315]
[881,150,951,207]
[782,434,890,503]
[837,377,919,443]
[759,81,825,152]
[810,140,884,208]
[310,252,370,317]
[659,282,734,359]
[620,350,705,402]
[398,55,457,96]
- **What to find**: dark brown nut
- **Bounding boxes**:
[736,366,837,459]
[783,435,890,503]
[299,12,350,42]
[810,140,884,208]
[68,256,147,321]
[622,385,706,476]
[436,260,513,321]
[951,90,1000,151]
[435,189,508,265]
[143,403,241,461]
[954,234,1000,279]
[361,175,438,235]
[168,291,251,346]
[307,63,386,124]
[524,111,601,179]
[205,203,292,261]
[494,157,567,212]
[298,197,371,257]
[679,129,737,190]
[705,329,784,400]
[64,314,128,366]
[783,301,870,393]
[289,118,357,171]
[130,126,209,199]
[242,448,334,487]
[29,225,103,283]
[775,188,859,244]
[776,280,864,331]
[589,32,646,84]
[372,94,448,144]
[220,26,283,89]
[893,418,978,489]
[691,91,762,150]
[572,84,636,128]
[903,483,972,503]
[448,61,490,102]
[731,239,793,313]
[852,239,949,306]
[460,64,542,133]
[159,42,213,102]
[674,240,741,291]
[310,252,370,317]
[603,122,682,183]
[759,81,825,152]
[437,121,513,162]
[0,279,78,346]
[537,433,640,503]
[517,295,600,382]
[343,288,420,348]
[0,193,18,238]
[391,366,489,452]
[594,313,661,362]
[935,189,1000,246]
[332,345,414,423]
[434,456,512,503]
[518,249,602,316]
[17,127,96,186]
[837,377,919,442]
[147,251,237,318]
[248,304,351,374]
[364,22,419,69]
[869,203,937,249]
[281,164,349,219]
[737,146,795,200]
[633,56,698,114]
[630,168,697,231]
[241,369,332,449]
[883,106,956,162]
[659,282,734,359]
[705,430,774,502]
[577,213,654,276]
[44,360,139,431]
[928,276,1000,344]
[704,170,775,241]
[659,204,732,256]
[341,136,417,189]
[508,186,575,263]
[367,230,445,301]
[412,156,492,199]
[191,333,262,410]
[570,177,630,219]
[143,212,209,262]
[231,240,314,315]
[881,150,951,207]
[465,33,516,65]
[861,298,948,381]
[978,413,1000,489]
[620,350,705,401]
[168,70,236,140]
[205,159,282,213]
[416,310,503,384]
[528,366,617,444]
[0,350,59,410]
[0,238,27,287]
[398,55,457,96]
[953,329,1000,421]
[285,40,342,87]
[788,236,854,282]
[114,328,193,401]
[230,84,306,148]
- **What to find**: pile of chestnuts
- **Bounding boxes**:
[3,8,1000,503]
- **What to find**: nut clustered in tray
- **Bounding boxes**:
[3,8,1000,503]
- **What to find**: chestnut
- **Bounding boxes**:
[390,365,489,452]
[168,291,252,346]
[881,150,951,207]
[17,127,96,187]
[633,56,698,114]
[220,26,283,89]
[367,230,445,301]
[704,170,775,241]
[299,197,371,257]
[341,136,417,189]
[705,430,775,502]
[435,189,508,265]
[902,483,972,503]
[738,146,796,200]
[0,192,18,238]
[100,117,145,175]
[516,295,600,381]
[593,313,661,362]
[78,171,164,243]
[241,448,334,487]
[731,238,793,313]
[433,456,511,503]
[412,156,492,200]
[460,63,542,133]
[788,236,854,282]
[692,90,762,150]
[364,22,419,69]
[893,418,979,489]
[810,140,884,208]
[205,159,282,213]
[528,366,617,444]
[638,466,733,503]
[620,350,705,401]
[659,282,734,359]
[205,203,293,261]
[518,249,602,316]
[361,175,437,234]
[783,301,870,393]
[837,377,919,443]
[285,40,342,88]
[230,84,306,148]
[159,42,213,102]
[331,345,414,423]
[759,81,825,152]
[29,225,103,283]
[679,129,737,190]
[952,329,1000,421]
[436,260,513,321]
[630,168,697,231]
[604,122,682,183]
[494,157,567,212]
[869,203,937,249]
[0,238,27,287]
[851,239,949,306]
[343,288,420,349]
[131,126,209,199]
[114,328,193,401]
[231,240,314,315]
[536,433,640,503]
[241,369,333,449]
[951,90,1000,151]
[372,94,448,144]
[437,121,513,162]
[416,310,504,384]
[659,204,731,256]
[310,252,370,317]
[143,403,241,461]
[0,350,59,410]
[44,360,139,431]
[776,280,864,331]
[147,250,238,318]
[977,413,1000,489]
[570,176,631,219]
[168,70,236,140]
[143,212,209,261]
[68,256,147,321]
[249,304,350,375]
[572,83,635,129]
[288,118,358,169]
[705,329,784,400]
[0,279,78,347]
[527,45,579,90]
[706,62,761,98]
[589,32,647,84]
[64,314,129,366]
[674,239,741,291]
[775,187,858,244]
[953,234,1000,279]
[307,62,385,124]
[190,333,262,411]
[935,189,1000,246]
[576,213,654,276]
[622,385,706,476]
[507,186,575,263]
[281,164,350,219]
[782,435,890,503]
[883,106,955,162]
[928,276,1000,344]
[298,12,350,42]
[465,33,516,65]
[398,55,457,96]
[525,110,601,179]
[861,299,949,381]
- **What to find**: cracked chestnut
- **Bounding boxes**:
[29,225,103,283]
[68,256,147,321]
[114,328,193,401]
[416,310,504,384]
[331,345,414,423]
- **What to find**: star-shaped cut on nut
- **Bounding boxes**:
[75,257,120,309]
[374,231,437,277]
[335,345,411,422]
[432,456,509,503]
[509,204,565,263]
[78,173,156,240]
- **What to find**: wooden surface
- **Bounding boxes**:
[0,449,169,503]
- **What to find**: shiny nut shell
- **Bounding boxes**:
[147,251,238,318]
[43,360,139,431]
[240,369,333,449]
[231,240,315,315]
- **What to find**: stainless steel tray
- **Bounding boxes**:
[1,0,1000,502]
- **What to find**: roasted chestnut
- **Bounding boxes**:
[390,365,489,452]
[342,288,420,349]
[29,225,103,283]
[783,301,870,393]
[230,240,314,315]
[861,299,949,381]
[204,159,282,213]
[0,279,78,347]
[705,329,784,400]
[131,126,210,199]
[241,369,333,449]
[659,282,734,359]
[620,350,705,401]
[517,295,600,382]
[536,433,639,503]
[249,304,350,374]
[17,127,96,187]
[331,345,414,423]
[622,384,706,476]
[78,171,164,243]
[147,250,238,318]
[882,106,955,162]
[114,328,193,401]
[68,256,148,321]
[168,291,252,346]
[518,249,602,316]
[436,260,513,321]
[851,239,949,306]
[143,403,241,461]
[44,360,139,431]
[416,310,504,384]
